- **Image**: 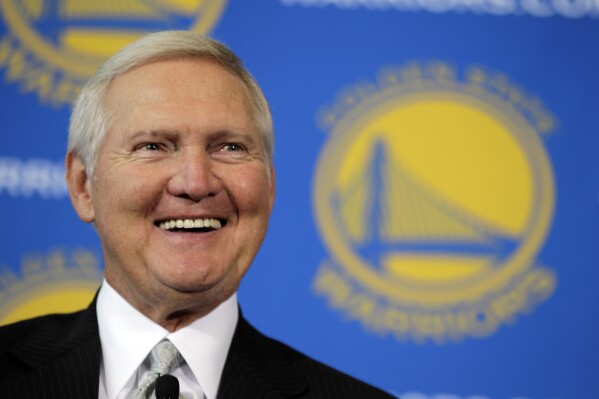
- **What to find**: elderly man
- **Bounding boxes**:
[0,31,395,399]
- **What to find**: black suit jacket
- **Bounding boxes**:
[0,303,395,398]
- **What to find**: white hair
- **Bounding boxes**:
[68,30,273,177]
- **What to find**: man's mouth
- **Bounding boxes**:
[156,218,225,232]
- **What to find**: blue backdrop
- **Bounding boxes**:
[1,1,598,398]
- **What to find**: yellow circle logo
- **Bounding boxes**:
[313,62,557,342]
[0,0,227,104]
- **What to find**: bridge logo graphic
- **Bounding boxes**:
[312,62,557,342]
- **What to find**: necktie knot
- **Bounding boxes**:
[129,340,183,399]
[150,340,183,375]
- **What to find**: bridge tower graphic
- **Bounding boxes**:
[330,136,519,279]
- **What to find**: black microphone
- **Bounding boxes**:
[155,374,179,399]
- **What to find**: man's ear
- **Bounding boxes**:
[65,151,95,223]
[268,164,276,214]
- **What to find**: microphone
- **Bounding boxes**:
[155,374,180,399]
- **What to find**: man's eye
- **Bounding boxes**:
[221,143,243,152]
[142,143,162,151]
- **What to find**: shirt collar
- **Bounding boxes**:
[97,280,238,399]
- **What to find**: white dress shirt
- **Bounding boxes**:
[96,280,238,399]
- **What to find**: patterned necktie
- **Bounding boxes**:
[130,340,183,399]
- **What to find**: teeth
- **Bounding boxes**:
[158,218,223,231]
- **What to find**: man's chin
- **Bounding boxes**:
[160,276,234,301]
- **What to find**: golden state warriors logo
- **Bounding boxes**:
[0,0,227,105]
[0,247,102,326]
[313,62,557,342]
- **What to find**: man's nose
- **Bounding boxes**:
[166,149,221,201]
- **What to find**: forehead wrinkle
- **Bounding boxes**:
[101,59,266,155]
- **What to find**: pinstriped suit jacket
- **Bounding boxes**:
[0,303,395,399]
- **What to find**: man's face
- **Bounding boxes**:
[70,58,274,319]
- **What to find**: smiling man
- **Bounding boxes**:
[70,57,274,333]
[0,31,395,399]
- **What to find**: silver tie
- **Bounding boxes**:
[130,340,183,399]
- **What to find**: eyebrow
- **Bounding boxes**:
[125,129,179,141]
[125,128,259,146]
[206,129,258,144]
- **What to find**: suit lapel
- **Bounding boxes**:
[218,315,308,399]
[6,303,102,398]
